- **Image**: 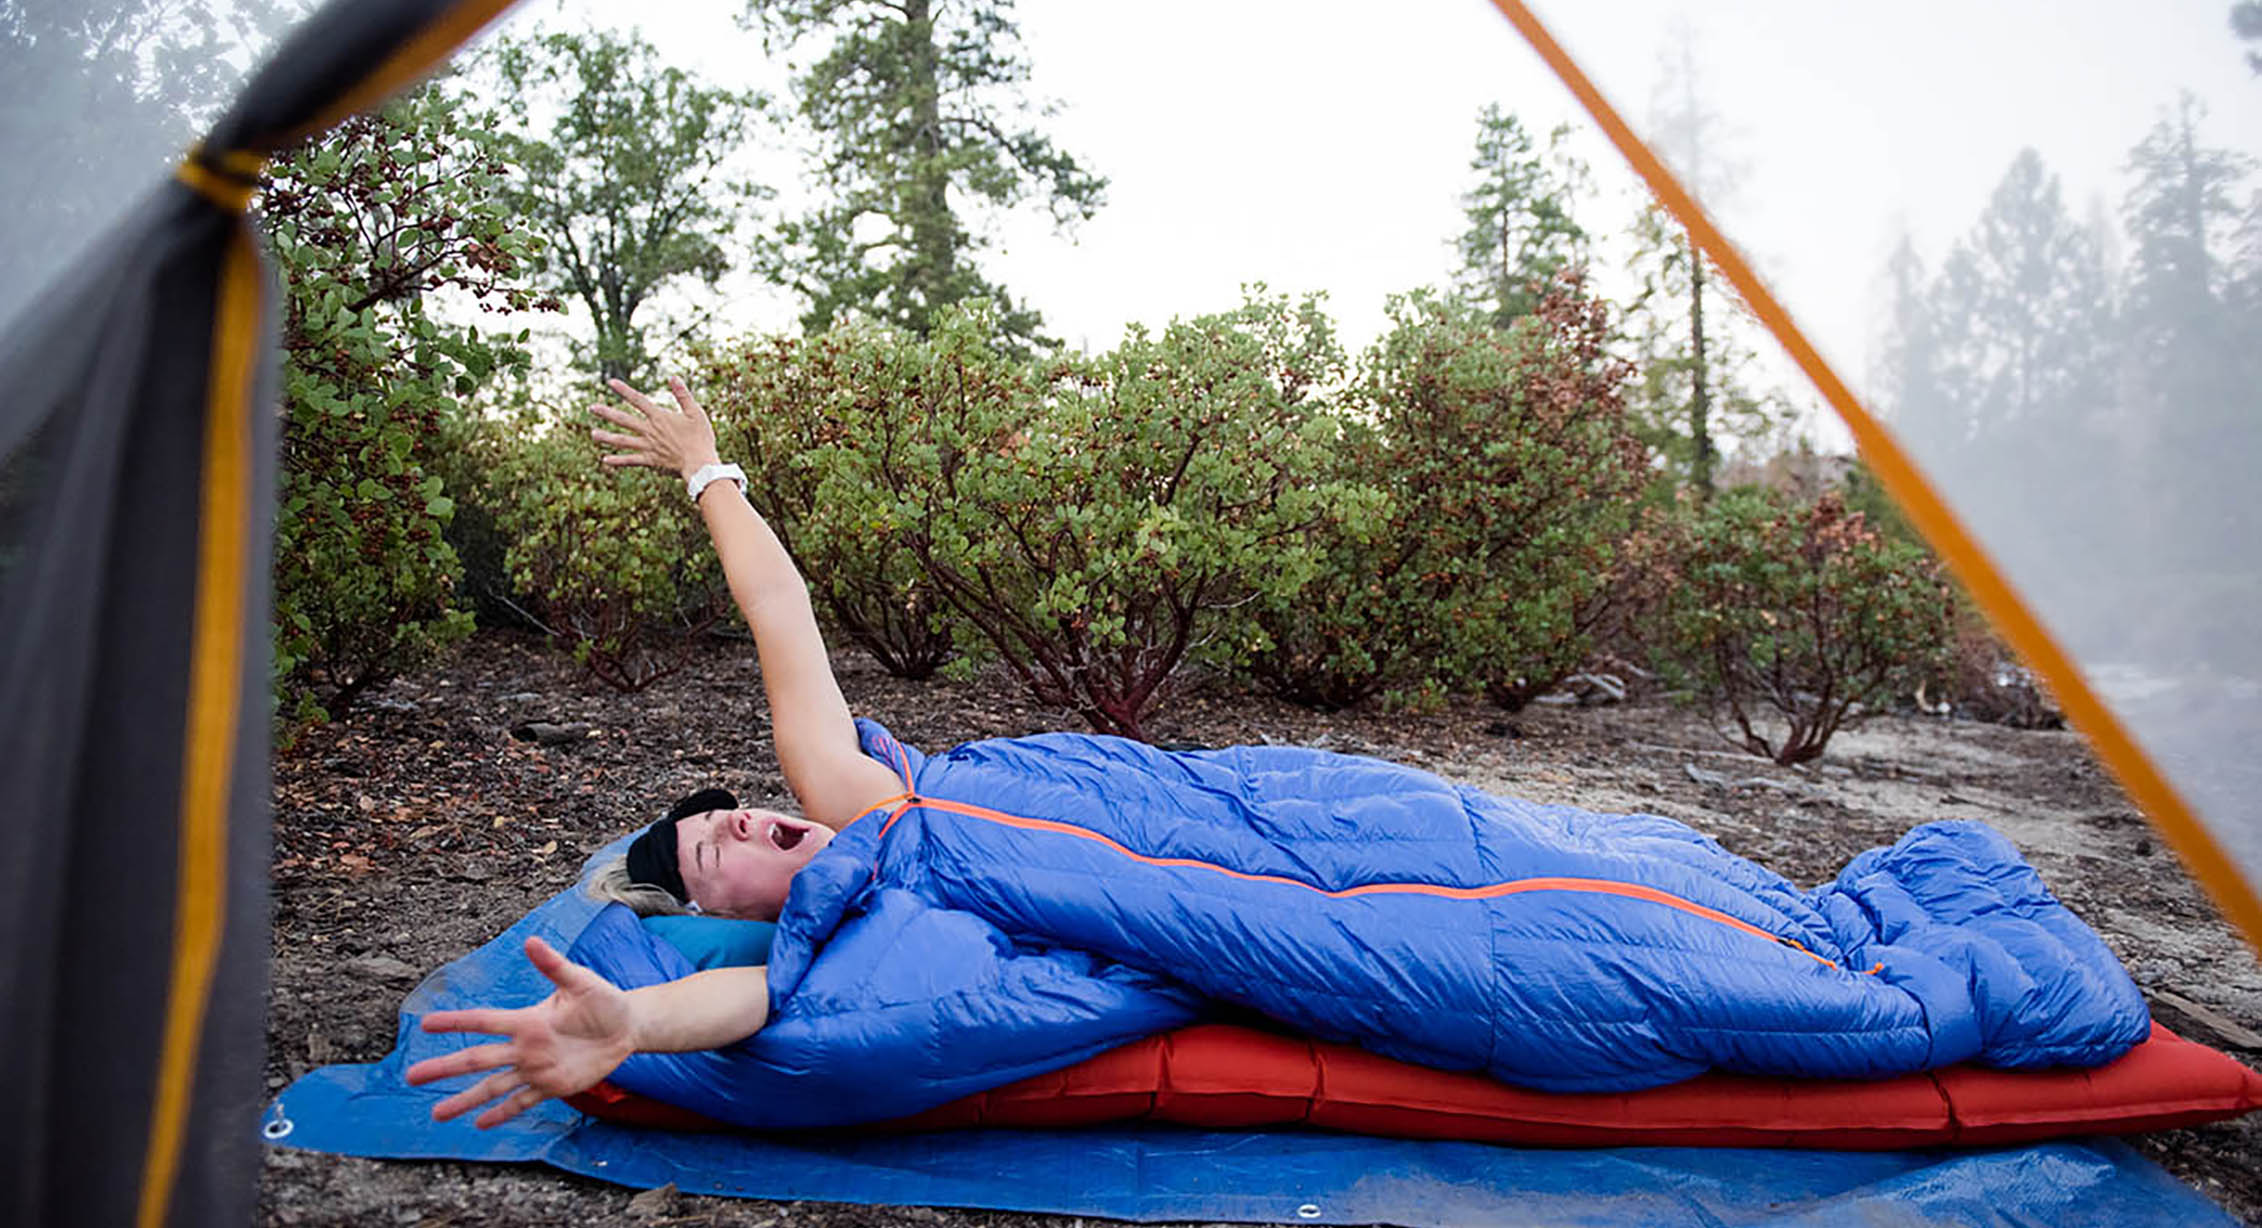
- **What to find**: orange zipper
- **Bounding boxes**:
[868,791,1877,974]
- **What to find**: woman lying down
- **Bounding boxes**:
[406,377,2149,1132]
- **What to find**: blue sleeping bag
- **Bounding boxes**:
[568,719,2148,1129]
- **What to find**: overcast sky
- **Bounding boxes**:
[490,0,2261,449]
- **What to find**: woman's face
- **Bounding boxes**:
[674,808,834,920]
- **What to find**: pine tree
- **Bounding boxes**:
[1638,22,1750,498]
[2119,94,2256,565]
[746,0,1103,348]
[1930,149,2114,447]
[1454,105,1589,326]
[1876,233,1947,440]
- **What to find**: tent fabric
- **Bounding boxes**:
[570,1019,2262,1149]
[1488,0,2262,951]
[267,864,2244,1226]
[0,2,520,1224]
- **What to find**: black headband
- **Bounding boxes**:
[624,787,738,904]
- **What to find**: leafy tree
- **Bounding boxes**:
[1657,487,1955,765]
[838,296,1352,739]
[1250,277,1647,712]
[692,326,964,679]
[485,27,771,382]
[745,0,1103,348]
[0,0,297,325]
[262,84,548,721]
[1455,105,1589,326]
[2234,1,2262,73]
[481,413,727,691]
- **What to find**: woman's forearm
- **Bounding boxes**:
[625,964,771,1053]
[696,478,817,622]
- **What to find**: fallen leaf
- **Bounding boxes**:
[535,840,558,856]
[492,815,511,828]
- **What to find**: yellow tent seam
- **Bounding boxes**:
[136,226,258,1228]
[174,159,258,213]
[1485,0,2262,955]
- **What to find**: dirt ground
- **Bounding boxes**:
[258,629,2262,1227]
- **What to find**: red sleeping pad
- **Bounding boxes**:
[568,1020,2262,1148]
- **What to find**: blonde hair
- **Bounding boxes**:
[586,855,692,917]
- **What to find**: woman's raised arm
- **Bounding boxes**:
[589,377,904,830]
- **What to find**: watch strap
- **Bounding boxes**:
[685,461,747,502]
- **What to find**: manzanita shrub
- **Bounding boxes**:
[692,324,966,679]
[1658,486,1956,764]
[1250,278,1648,711]
[264,86,547,723]
[483,413,726,690]
[849,296,1360,739]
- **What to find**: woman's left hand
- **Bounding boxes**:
[403,936,637,1128]
[588,376,722,481]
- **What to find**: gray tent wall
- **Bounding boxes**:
[0,2,518,1224]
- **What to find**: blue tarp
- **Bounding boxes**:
[263,840,2236,1227]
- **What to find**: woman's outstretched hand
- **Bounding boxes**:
[403,936,636,1129]
[589,376,721,480]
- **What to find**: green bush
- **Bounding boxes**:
[264,86,545,723]
[1657,486,1956,764]
[842,296,1359,739]
[693,327,963,679]
[485,412,726,690]
[1249,278,1648,710]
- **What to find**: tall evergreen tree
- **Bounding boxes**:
[2119,95,2256,564]
[745,0,1103,347]
[485,29,771,382]
[1454,105,1589,326]
[1930,149,2114,446]
[1638,23,1748,498]
[1912,146,2119,591]
[1622,200,1776,500]
[1876,234,1943,429]
[2123,95,2250,334]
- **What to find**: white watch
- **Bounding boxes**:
[685,462,746,502]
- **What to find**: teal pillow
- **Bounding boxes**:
[640,914,777,970]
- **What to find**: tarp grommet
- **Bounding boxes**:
[261,1103,293,1141]
[1296,1203,1321,1219]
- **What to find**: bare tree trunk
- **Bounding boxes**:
[1687,227,1715,498]
[904,0,953,333]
